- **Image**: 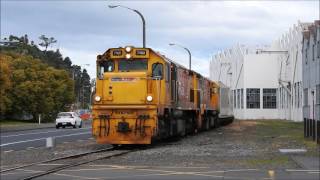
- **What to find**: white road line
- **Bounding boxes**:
[38,163,65,166]
[54,172,103,180]
[4,150,14,153]
[27,147,35,149]
[0,132,91,147]
[286,169,320,172]
[308,172,320,174]
[1,127,91,138]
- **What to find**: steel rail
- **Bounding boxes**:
[21,149,134,180]
[1,146,114,173]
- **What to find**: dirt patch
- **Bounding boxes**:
[225,120,257,132]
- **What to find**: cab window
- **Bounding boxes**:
[119,59,147,72]
[152,63,163,79]
[99,61,114,73]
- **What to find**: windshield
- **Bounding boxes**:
[99,61,114,73]
[119,59,147,72]
[57,112,73,118]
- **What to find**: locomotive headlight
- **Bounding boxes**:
[125,54,131,59]
[146,95,153,102]
[125,46,132,53]
[95,96,101,102]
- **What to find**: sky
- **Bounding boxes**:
[1,0,319,79]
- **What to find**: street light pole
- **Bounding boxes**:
[169,43,192,70]
[108,5,146,48]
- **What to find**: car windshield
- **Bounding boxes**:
[57,113,73,118]
[119,59,147,72]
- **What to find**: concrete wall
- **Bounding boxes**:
[241,54,279,119]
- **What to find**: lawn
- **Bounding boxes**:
[255,120,318,154]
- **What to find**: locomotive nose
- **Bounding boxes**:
[103,72,148,104]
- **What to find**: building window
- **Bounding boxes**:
[237,89,240,109]
[263,89,277,109]
[241,89,244,109]
[303,88,308,106]
[246,88,260,109]
[233,90,236,108]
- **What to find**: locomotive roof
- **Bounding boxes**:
[152,49,214,83]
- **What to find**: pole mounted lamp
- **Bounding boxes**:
[108,5,146,48]
[169,43,192,71]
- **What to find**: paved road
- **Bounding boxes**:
[0,124,92,152]
[2,164,319,180]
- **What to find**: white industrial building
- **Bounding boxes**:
[302,21,320,142]
[210,20,319,122]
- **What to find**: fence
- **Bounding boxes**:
[304,118,320,144]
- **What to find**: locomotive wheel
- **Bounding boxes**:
[209,116,215,128]
[214,117,219,128]
[205,118,210,130]
[177,119,186,137]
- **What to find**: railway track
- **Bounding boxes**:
[1,146,135,180]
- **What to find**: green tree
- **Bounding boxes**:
[80,69,91,108]
[2,52,74,121]
[39,35,57,52]
[1,34,92,117]
[0,55,12,115]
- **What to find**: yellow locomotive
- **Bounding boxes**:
[92,46,223,145]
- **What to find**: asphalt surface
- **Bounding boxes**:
[2,164,319,180]
[0,124,92,152]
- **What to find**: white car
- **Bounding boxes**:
[55,112,82,129]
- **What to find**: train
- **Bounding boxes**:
[92,46,233,145]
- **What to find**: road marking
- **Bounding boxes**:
[54,172,103,180]
[1,169,43,176]
[286,169,320,172]
[64,168,125,172]
[38,163,65,166]
[4,150,14,153]
[27,147,35,149]
[1,127,91,138]
[308,172,320,174]
[0,132,91,147]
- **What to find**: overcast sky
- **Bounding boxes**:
[1,0,319,78]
